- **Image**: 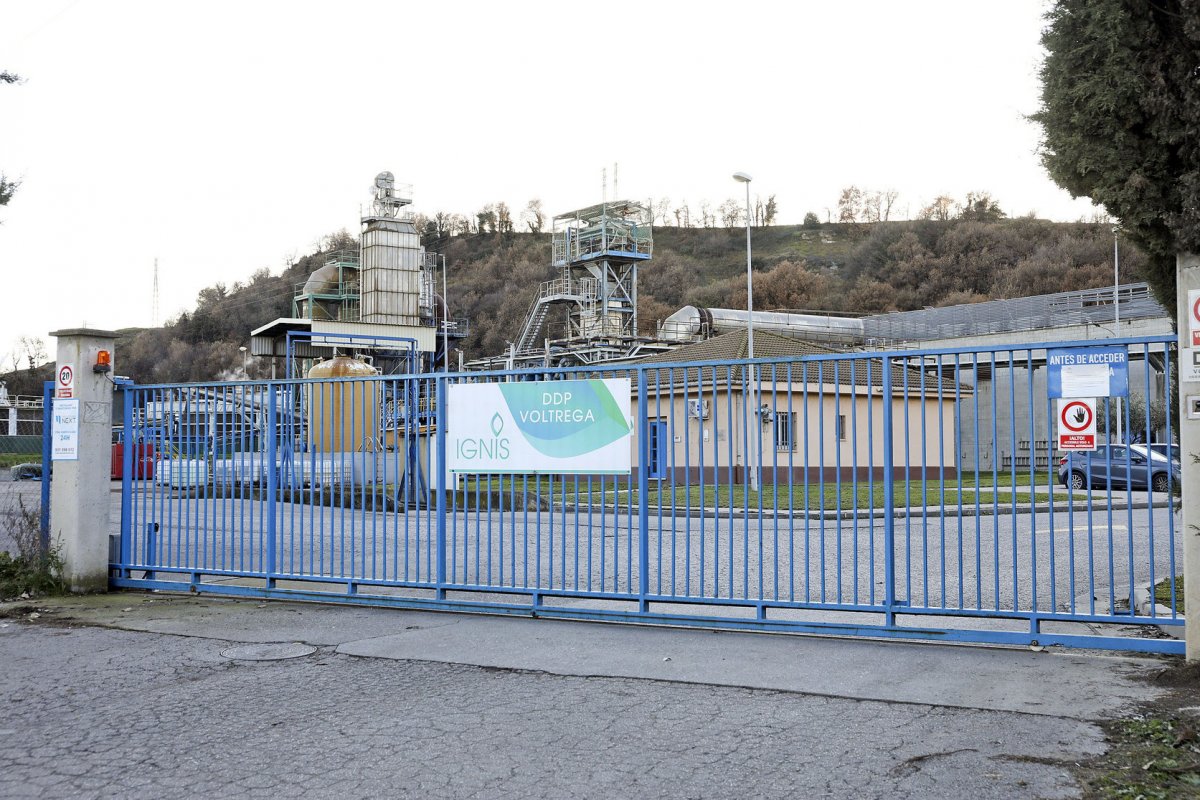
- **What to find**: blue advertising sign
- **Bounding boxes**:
[1047,345,1129,399]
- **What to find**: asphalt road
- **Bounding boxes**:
[0,603,1132,800]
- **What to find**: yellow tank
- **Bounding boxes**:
[306,356,380,452]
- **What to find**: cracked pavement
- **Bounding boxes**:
[0,594,1170,798]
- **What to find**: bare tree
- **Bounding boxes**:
[413,212,431,237]
[881,190,899,221]
[652,197,671,226]
[496,202,514,234]
[718,198,742,228]
[17,336,46,372]
[862,191,882,224]
[521,199,545,233]
[838,186,865,224]
[918,195,955,221]
[433,211,455,237]
[699,200,714,228]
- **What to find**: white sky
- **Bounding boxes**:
[0,0,1101,357]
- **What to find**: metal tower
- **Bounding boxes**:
[510,200,653,366]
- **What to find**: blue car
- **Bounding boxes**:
[1057,444,1178,492]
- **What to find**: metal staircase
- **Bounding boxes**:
[514,275,597,354]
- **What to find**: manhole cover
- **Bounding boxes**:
[220,642,316,661]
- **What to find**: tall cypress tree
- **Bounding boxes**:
[1033,0,1200,317]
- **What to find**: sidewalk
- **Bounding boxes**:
[11,592,1164,718]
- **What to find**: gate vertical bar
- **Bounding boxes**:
[436,375,447,600]
[881,355,897,626]
[119,381,134,571]
[266,383,278,587]
[637,369,650,612]
[40,380,53,548]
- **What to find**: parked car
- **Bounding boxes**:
[1057,444,1177,492]
[1144,442,1181,464]
[9,462,44,481]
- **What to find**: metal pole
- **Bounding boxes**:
[1114,228,1123,444]
[442,255,450,373]
[744,180,759,492]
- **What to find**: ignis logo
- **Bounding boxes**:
[455,413,510,461]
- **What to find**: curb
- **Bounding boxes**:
[1134,583,1184,639]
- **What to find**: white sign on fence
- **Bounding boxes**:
[1056,397,1097,451]
[447,378,632,474]
[51,397,80,461]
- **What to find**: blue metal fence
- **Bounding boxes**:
[110,335,1185,653]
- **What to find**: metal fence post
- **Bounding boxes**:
[40,380,52,550]
[436,376,447,599]
[266,383,278,585]
[637,369,650,612]
[119,380,134,571]
[881,355,897,626]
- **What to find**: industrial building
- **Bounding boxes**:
[250,171,467,377]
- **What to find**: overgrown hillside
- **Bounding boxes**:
[7,219,1142,387]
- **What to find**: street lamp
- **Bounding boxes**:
[733,171,759,491]
[239,345,249,377]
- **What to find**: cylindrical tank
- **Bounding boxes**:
[306,356,380,453]
[659,306,865,345]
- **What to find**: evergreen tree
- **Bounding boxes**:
[1033,0,1200,315]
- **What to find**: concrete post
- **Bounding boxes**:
[7,406,15,436]
[48,328,116,593]
[1176,255,1200,660]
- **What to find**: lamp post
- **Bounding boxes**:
[733,171,759,492]
[239,346,249,377]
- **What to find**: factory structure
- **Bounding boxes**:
[250,171,467,377]
[125,171,1175,492]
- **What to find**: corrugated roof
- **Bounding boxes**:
[635,330,965,393]
[638,330,836,364]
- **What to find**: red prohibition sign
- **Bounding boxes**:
[1061,400,1092,433]
[1193,295,1200,323]
[58,365,73,386]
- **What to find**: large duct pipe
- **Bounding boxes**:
[659,306,864,344]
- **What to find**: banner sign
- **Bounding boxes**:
[1056,397,1097,451]
[51,397,80,461]
[447,379,632,474]
[1047,346,1128,398]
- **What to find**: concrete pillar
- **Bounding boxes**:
[48,328,116,593]
[1176,256,1200,660]
[7,406,15,436]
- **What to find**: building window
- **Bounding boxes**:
[836,414,846,441]
[776,412,796,451]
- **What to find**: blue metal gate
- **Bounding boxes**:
[110,335,1185,653]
